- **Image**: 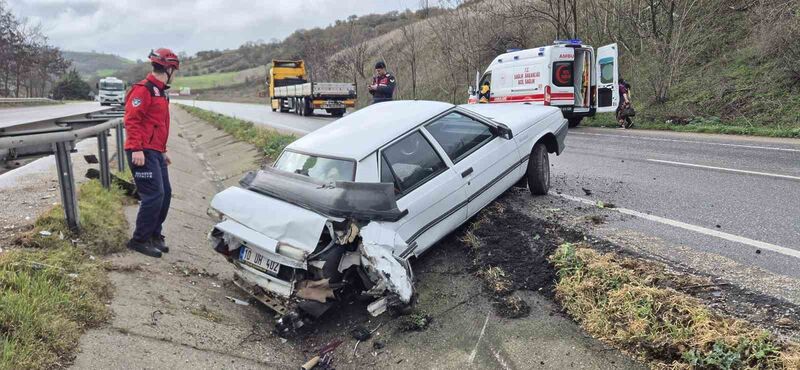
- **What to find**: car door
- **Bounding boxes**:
[378,129,468,259]
[423,111,521,217]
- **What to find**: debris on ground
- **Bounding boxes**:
[581,187,592,196]
[350,325,371,341]
[398,312,432,332]
[372,340,385,350]
[225,296,250,306]
[301,339,343,370]
[493,295,531,318]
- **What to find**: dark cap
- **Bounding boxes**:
[375,61,386,69]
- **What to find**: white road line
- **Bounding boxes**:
[646,159,800,181]
[468,312,491,364]
[570,132,800,153]
[553,192,800,260]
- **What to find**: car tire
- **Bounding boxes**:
[527,142,550,196]
[568,117,582,128]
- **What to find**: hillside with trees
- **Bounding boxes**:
[157,0,798,136]
[61,51,134,79]
[0,1,71,98]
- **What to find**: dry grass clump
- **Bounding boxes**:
[480,266,513,296]
[550,243,800,369]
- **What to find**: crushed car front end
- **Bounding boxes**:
[208,167,413,334]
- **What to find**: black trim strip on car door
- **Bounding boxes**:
[399,155,529,259]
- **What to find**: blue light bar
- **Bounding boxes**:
[554,38,582,45]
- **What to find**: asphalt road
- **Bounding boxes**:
[551,127,800,279]
[0,101,107,129]
[173,100,800,282]
[172,99,335,135]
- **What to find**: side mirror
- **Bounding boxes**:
[492,124,513,140]
[95,83,99,89]
[468,85,475,96]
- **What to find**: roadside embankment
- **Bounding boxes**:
[1,179,127,369]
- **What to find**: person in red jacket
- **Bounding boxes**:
[123,48,179,258]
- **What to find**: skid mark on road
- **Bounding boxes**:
[468,312,491,364]
[571,132,800,153]
[646,159,800,181]
[553,192,800,260]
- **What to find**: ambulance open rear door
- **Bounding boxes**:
[595,43,619,113]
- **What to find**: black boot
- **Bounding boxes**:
[127,238,162,258]
[151,235,169,253]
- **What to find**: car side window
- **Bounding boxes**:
[425,112,494,163]
[381,130,447,195]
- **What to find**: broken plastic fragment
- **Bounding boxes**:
[225,296,250,306]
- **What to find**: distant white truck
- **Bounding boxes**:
[96,77,126,106]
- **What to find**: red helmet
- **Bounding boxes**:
[149,48,180,70]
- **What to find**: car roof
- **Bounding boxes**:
[286,100,454,161]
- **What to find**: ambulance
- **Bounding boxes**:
[469,40,620,128]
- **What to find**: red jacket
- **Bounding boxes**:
[124,74,170,152]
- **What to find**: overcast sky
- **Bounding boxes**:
[7,0,421,60]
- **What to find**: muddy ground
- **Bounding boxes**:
[60,105,797,369]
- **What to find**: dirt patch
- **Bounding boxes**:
[397,312,432,332]
[465,203,561,298]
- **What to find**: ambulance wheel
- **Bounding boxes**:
[568,117,582,128]
[527,142,550,196]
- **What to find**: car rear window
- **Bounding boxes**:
[274,150,355,182]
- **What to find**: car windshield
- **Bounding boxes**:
[99,82,124,91]
[274,150,355,182]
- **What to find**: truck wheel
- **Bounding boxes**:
[331,109,344,117]
[302,98,313,116]
[568,117,582,128]
[526,142,550,196]
[279,99,288,113]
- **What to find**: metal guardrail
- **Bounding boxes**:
[0,97,55,103]
[0,107,126,231]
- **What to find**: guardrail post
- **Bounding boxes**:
[115,121,125,172]
[97,130,111,189]
[54,141,80,232]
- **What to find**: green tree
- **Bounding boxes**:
[51,68,91,100]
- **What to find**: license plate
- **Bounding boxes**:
[239,246,280,275]
[321,101,345,109]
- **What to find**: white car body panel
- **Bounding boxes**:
[211,187,328,253]
[207,100,568,327]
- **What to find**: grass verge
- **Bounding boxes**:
[583,115,800,138]
[179,105,296,159]
[1,180,128,369]
[550,243,800,369]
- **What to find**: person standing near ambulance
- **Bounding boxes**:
[368,61,396,104]
[123,48,180,258]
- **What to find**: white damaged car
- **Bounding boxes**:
[208,100,567,333]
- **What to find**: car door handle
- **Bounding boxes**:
[461,167,473,178]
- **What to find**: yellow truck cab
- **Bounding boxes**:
[469,40,620,128]
[268,60,356,117]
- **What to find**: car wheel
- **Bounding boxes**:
[527,142,550,196]
[568,117,582,128]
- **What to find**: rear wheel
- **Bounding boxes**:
[568,117,582,128]
[331,109,345,117]
[279,99,289,113]
[302,98,313,116]
[526,142,550,196]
